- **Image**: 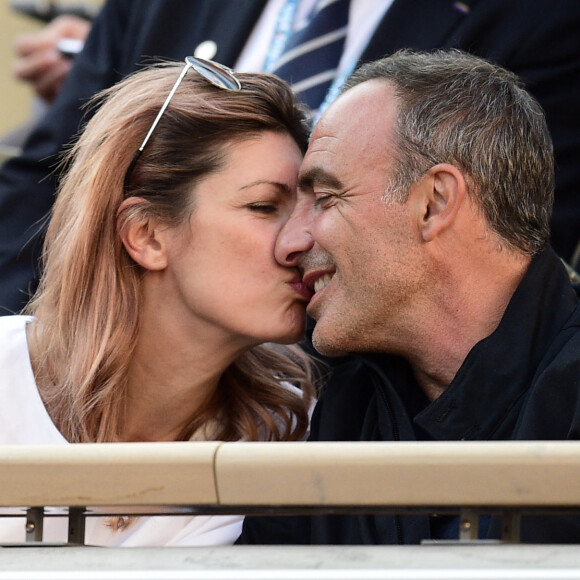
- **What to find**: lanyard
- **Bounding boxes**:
[313,59,357,124]
[263,0,301,72]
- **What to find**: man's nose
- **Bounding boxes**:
[275,204,315,267]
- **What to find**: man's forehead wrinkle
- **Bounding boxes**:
[309,133,342,154]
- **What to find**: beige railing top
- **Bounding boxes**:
[1,440,579,509]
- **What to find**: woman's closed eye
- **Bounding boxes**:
[247,202,279,214]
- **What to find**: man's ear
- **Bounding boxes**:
[117,197,168,271]
[417,163,466,242]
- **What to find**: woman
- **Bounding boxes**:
[0,58,316,545]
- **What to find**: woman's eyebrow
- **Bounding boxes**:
[239,180,292,194]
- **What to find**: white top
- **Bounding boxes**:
[0,315,242,546]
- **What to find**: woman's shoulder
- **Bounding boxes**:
[0,313,34,331]
[0,315,34,364]
[0,315,67,444]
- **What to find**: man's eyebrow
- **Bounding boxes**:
[299,167,343,191]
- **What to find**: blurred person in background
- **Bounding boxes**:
[13,14,91,104]
[1,10,91,148]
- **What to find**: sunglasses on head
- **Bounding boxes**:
[123,56,242,195]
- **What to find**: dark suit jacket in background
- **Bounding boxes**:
[1,0,579,312]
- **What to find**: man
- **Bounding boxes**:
[239,50,580,544]
[1,0,580,313]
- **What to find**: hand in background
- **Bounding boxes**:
[12,15,91,103]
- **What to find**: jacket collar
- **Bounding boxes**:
[411,247,579,439]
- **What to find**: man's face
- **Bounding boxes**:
[275,80,426,356]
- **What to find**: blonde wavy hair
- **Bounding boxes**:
[25,62,317,445]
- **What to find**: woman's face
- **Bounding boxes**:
[158,131,310,348]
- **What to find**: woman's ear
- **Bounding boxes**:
[418,163,467,242]
[117,197,168,271]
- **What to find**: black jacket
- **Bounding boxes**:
[240,247,580,544]
[1,0,580,312]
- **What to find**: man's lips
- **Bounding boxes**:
[302,270,335,294]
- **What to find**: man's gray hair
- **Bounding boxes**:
[343,49,554,255]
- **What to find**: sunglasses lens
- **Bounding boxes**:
[186,56,242,91]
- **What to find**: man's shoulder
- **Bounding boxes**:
[512,300,580,438]
[540,304,580,369]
